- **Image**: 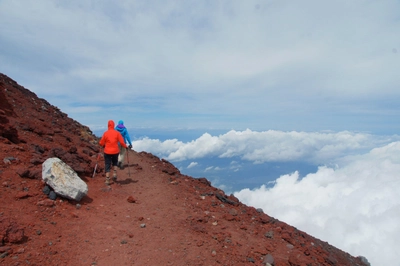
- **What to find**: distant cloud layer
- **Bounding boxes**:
[187,162,198,169]
[133,129,399,164]
[235,141,400,266]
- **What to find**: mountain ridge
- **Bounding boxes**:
[0,73,370,265]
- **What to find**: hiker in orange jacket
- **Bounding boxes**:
[99,120,128,185]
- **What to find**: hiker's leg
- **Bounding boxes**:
[113,166,118,180]
[111,154,119,180]
[104,153,112,185]
[104,153,112,178]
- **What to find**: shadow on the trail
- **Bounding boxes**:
[125,163,140,168]
[116,178,138,185]
[80,195,94,204]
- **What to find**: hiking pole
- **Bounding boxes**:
[92,153,101,178]
[126,148,131,178]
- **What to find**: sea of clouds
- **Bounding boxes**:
[133,129,400,266]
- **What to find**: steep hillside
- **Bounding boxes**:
[0,73,369,265]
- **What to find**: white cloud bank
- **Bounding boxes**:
[133,129,399,164]
[187,162,198,169]
[234,141,400,266]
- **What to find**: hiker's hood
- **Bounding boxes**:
[116,120,125,129]
[108,120,115,129]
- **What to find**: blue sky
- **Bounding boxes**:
[2,1,400,265]
[1,0,400,134]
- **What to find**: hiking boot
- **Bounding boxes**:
[118,161,124,170]
[105,178,111,185]
[112,175,117,182]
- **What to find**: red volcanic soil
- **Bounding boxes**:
[0,73,369,265]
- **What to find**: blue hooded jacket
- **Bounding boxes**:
[115,120,132,146]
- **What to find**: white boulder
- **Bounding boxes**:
[42,157,88,201]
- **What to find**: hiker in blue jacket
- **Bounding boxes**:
[115,120,132,169]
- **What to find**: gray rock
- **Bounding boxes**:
[263,254,274,265]
[42,185,51,195]
[42,157,88,201]
[0,251,8,258]
[357,256,371,266]
[247,257,255,263]
[264,231,274,239]
[48,191,57,200]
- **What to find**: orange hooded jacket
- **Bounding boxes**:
[99,120,127,154]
